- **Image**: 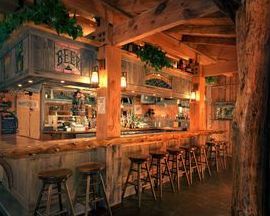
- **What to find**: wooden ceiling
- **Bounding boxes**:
[0,0,237,70]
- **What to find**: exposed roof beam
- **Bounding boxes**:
[182,17,233,26]
[113,0,218,46]
[167,25,235,38]
[182,35,236,46]
[203,60,238,76]
[142,33,216,65]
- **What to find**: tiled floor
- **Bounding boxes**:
[112,169,232,216]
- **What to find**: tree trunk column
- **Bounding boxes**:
[232,0,270,215]
[96,45,121,140]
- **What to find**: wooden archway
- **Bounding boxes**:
[0,157,13,189]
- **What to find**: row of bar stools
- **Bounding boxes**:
[206,141,223,172]
[74,162,112,216]
[167,148,190,191]
[149,151,175,198]
[121,155,156,208]
[181,146,202,184]
[34,168,75,216]
[34,163,112,216]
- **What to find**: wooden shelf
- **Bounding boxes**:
[121,49,193,80]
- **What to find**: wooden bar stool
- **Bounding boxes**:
[34,168,75,216]
[122,155,156,208]
[217,141,229,169]
[181,146,202,184]
[149,151,175,199]
[167,148,190,191]
[206,141,222,172]
[196,145,212,179]
[74,162,112,216]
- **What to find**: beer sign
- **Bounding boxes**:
[55,42,81,75]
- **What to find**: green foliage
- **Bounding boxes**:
[0,0,83,47]
[136,43,172,71]
[205,76,218,85]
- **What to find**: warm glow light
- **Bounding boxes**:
[60,80,65,84]
[90,66,99,87]
[121,75,127,88]
[195,91,200,101]
[190,91,196,100]
[18,84,22,87]
[28,80,33,83]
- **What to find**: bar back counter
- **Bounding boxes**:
[0,130,224,214]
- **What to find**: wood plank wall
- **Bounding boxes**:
[206,74,238,155]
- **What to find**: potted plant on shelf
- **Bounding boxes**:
[0,0,83,47]
[205,76,218,86]
[136,43,172,71]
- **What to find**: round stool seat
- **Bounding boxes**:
[77,162,105,174]
[150,151,167,158]
[129,154,149,163]
[38,168,72,182]
[167,148,181,155]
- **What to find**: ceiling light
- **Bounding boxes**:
[28,80,33,83]
[60,80,65,84]
[18,84,22,87]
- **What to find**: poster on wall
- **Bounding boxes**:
[97,97,106,114]
[55,42,81,75]
[214,102,235,120]
[17,100,39,110]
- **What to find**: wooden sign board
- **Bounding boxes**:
[55,42,81,75]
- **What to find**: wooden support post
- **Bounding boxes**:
[190,66,206,131]
[231,1,270,215]
[96,45,121,140]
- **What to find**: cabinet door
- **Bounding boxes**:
[17,94,30,137]
[29,94,40,139]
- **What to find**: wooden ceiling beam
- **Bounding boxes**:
[203,60,238,76]
[182,35,236,46]
[142,32,216,65]
[167,25,235,38]
[113,0,218,46]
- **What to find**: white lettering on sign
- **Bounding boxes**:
[55,42,81,75]
[17,100,39,109]
[97,97,106,114]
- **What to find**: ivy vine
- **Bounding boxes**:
[136,43,172,71]
[0,0,83,47]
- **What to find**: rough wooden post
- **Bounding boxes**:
[231,0,270,215]
[96,45,121,140]
[190,66,206,131]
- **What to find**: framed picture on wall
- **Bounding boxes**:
[214,102,235,120]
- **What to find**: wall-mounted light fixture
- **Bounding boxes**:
[190,83,200,102]
[90,65,99,88]
[121,72,127,89]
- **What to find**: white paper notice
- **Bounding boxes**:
[97,97,106,114]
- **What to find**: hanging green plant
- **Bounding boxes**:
[205,76,218,85]
[0,0,83,48]
[136,43,172,71]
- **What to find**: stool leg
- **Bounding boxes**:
[63,181,75,216]
[176,155,180,191]
[137,163,142,208]
[180,154,190,186]
[46,184,53,216]
[122,162,133,203]
[34,182,45,216]
[57,183,64,213]
[85,175,90,216]
[145,162,156,201]
[189,152,193,184]
[192,151,202,181]
[215,148,219,172]
[164,157,175,192]
[99,172,112,216]
[157,159,162,199]
[203,148,212,176]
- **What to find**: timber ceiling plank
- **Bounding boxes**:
[166,25,236,38]
[113,0,218,46]
[182,35,236,46]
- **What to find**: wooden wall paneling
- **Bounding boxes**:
[17,94,30,137]
[29,93,41,140]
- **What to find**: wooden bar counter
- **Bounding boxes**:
[0,130,224,214]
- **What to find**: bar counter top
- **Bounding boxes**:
[0,130,225,159]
